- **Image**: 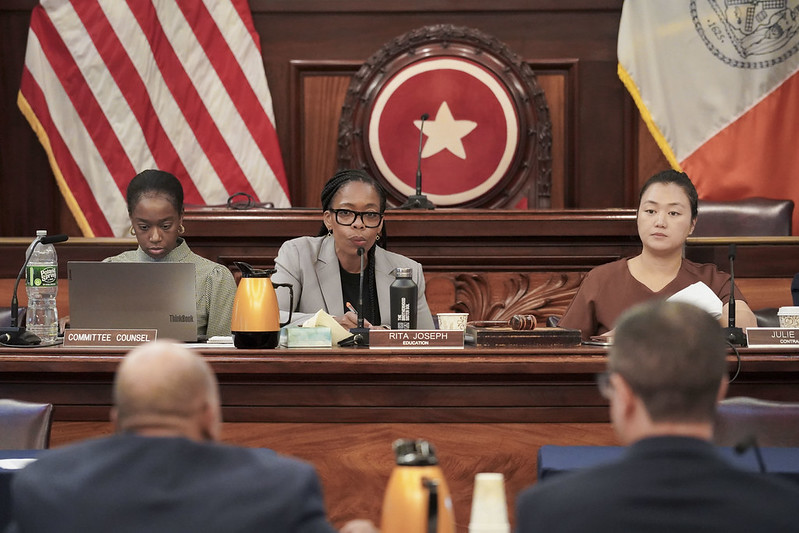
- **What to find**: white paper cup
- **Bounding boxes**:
[778,307,799,328]
[437,313,469,330]
[468,473,510,533]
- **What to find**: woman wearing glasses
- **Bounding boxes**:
[272,169,435,329]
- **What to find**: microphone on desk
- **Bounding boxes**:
[349,246,369,347]
[1,234,69,346]
[399,113,435,210]
[723,244,746,346]
[734,435,767,473]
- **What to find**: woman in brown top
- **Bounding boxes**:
[559,170,757,340]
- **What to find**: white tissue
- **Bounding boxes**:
[302,310,352,344]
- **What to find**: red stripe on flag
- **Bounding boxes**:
[125,1,258,198]
[20,66,114,236]
[682,71,799,236]
[32,11,134,196]
[176,0,288,198]
[69,1,204,204]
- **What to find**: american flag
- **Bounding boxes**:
[19,0,290,237]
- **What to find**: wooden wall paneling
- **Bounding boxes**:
[290,61,361,206]
[533,59,578,209]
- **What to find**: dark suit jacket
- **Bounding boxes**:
[272,235,435,328]
[7,434,336,533]
[516,436,799,533]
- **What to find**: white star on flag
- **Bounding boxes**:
[415,101,477,160]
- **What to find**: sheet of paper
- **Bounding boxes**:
[666,281,723,319]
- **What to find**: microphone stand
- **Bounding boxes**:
[349,247,370,347]
[1,234,69,345]
[723,243,746,346]
[734,435,767,473]
[400,113,435,210]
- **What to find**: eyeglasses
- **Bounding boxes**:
[330,208,384,228]
[596,372,614,399]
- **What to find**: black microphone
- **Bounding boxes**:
[357,247,365,330]
[791,273,799,306]
[415,113,429,192]
[349,247,369,347]
[399,113,435,210]
[734,435,767,473]
[1,234,69,345]
[723,244,746,346]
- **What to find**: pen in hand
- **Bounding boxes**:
[346,302,358,315]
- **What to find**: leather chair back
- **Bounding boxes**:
[0,399,54,449]
[713,396,799,447]
[693,198,793,237]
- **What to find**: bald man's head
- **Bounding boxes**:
[112,341,221,441]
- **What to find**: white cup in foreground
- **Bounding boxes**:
[469,472,510,533]
[437,312,469,330]
[778,306,799,328]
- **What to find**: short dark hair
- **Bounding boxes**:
[126,169,184,215]
[638,170,698,221]
[320,169,387,213]
[609,300,727,423]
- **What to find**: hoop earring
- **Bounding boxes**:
[179,224,185,235]
[375,234,380,241]
[129,226,136,236]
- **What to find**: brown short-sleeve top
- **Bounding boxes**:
[558,258,742,340]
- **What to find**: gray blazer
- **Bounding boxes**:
[272,235,435,328]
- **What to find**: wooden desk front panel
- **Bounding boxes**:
[4,347,799,530]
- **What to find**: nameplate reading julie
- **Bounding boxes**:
[369,329,464,349]
[745,327,799,347]
[64,329,157,348]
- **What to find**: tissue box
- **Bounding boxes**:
[279,327,332,348]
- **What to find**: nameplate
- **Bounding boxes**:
[369,329,464,349]
[63,329,157,348]
[746,327,799,347]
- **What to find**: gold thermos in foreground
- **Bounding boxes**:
[381,439,455,533]
[230,262,293,349]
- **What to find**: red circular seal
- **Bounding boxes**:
[369,58,519,205]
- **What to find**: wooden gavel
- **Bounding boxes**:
[469,314,537,330]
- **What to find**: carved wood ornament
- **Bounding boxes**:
[338,24,552,208]
[449,272,584,322]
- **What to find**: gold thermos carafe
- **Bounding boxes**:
[230,262,293,349]
[381,439,455,533]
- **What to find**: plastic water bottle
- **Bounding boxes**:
[26,230,59,343]
[390,267,417,329]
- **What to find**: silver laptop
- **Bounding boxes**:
[68,261,198,342]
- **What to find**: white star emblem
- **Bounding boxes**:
[414,101,477,160]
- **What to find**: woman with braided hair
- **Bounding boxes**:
[272,169,434,329]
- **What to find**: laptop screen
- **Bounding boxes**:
[68,261,198,342]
